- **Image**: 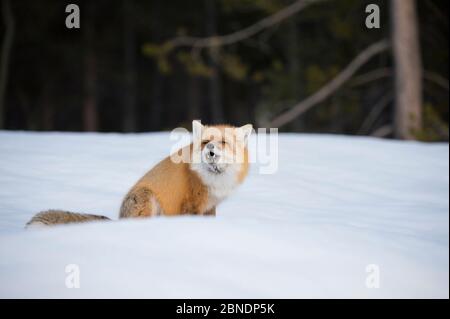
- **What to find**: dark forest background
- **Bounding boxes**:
[0,0,448,140]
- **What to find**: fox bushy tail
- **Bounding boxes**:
[26,210,111,227]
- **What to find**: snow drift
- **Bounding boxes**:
[0,131,448,298]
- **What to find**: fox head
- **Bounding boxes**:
[191,120,252,176]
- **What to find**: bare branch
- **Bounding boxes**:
[424,71,449,91]
[350,68,449,92]
[268,40,390,128]
[164,0,325,51]
[349,67,392,87]
[358,92,393,135]
[371,125,393,138]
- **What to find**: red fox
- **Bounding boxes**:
[26,121,253,227]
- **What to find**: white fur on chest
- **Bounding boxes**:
[190,163,240,211]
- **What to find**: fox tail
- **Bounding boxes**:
[26,210,111,228]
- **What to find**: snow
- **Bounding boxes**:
[0,131,448,298]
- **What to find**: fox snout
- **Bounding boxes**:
[205,143,220,161]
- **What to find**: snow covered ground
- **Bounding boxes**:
[0,131,448,298]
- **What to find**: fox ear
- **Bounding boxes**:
[239,124,253,145]
[192,120,203,141]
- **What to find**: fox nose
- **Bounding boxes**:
[206,143,216,157]
[206,143,218,159]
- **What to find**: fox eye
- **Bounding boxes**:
[201,140,209,146]
[221,140,227,146]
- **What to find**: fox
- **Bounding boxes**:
[26,120,253,227]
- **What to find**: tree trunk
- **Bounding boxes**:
[0,0,14,130]
[205,0,224,123]
[83,2,98,132]
[122,0,137,132]
[391,0,423,139]
[41,82,54,130]
[149,0,163,130]
[188,76,201,120]
[286,17,302,130]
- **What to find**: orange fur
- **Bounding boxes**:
[120,145,209,216]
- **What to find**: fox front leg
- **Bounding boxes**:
[203,207,216,216]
